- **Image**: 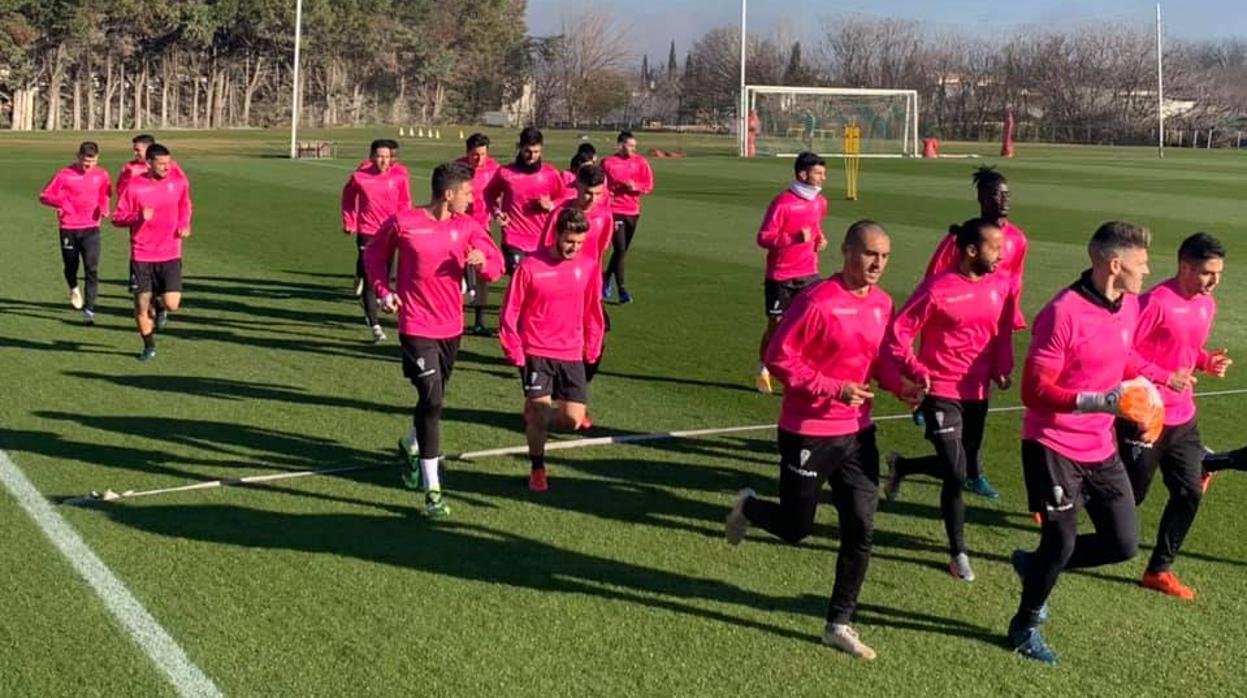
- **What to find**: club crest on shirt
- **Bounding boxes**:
[1121,329,1131,348]
[872,307,883,324]
[573,266,582,282]
[1199,306,1209,321]
[990,289,1001,306]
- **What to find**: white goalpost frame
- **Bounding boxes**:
[742,85,920,158]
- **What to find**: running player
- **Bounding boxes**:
[368,162,503,517]
[483,127,564,277]
[601,131,654,304]
[725,221,919,661]
[500,207,605,492]
[924,166,1029,499]
[111,144,193,361]
[1115,232,1234,600]
[754,151,828,394]
[457,133,502,336]
[116,134,184,198]
[341,139,411,342]
[882,218,1013,582]
[562,147,597,201]
[1008,221,1164,665]
[38,141,112,324]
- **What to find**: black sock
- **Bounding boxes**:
[530,454,545,472]
[142,333,155,350]
[474,307,485,326]
[152,297,164,313]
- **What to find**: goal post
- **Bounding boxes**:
[742,86,920,158]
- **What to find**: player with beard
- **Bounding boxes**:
[483,127,565,277]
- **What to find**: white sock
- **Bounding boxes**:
[403,428,419,454]
[757,363,769,377]
[420,457,440,491]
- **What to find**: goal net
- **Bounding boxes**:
[743,86,919,158]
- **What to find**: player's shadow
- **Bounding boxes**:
[25,411,392,485]
[98,503,824,644]
[597,367,763,395]
[192,274,349,303]
[852,603,1003,648]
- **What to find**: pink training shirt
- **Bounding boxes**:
[601,153,654,216]
[39,164,112,230]
[765,274,902,438]
[117,159,185,198]
[341,165,411,236]
[1132,278,1217,426]
[538,197,614,267]
[885,271,1014,402]
[112,173,193,263]
[499,249,605,366]
[756,189,827,282]
[926,219,1029,330]
[455,155,501,229]
[1022,279,1141,462]
[365,208,504,340]
[483,163,564,253]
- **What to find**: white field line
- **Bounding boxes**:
[0,449,222,697]
[60,388,1247,506]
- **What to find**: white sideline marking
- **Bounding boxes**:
[0,449,223,697]
[60,387,1247,505]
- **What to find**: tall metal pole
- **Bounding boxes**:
[289,0,304,159]
[1156,3,1164,159]
[739,0,747,157]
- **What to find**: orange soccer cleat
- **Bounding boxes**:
[528,468,549,492]
[1141,570,1196,601]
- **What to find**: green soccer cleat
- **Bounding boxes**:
[397,437,421,491]
[423,489,450,517]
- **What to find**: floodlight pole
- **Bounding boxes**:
[289,0,304,159]
[1156,3,1164,159]
[739,0,747,157]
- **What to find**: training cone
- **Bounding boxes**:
[435,129,441,139]
[417,127,425,138]
[459,130,465,140]
[398,127,405,137]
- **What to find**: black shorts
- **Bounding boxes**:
[503,244,528,276]
[520,356,589,404]
[1115,417,1204,505]
[400,335,460,391]
[1021,440,1133,515]
[129,259,183,296]
[764,275,821,318]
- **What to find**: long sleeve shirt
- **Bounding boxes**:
[483,163,565,253]
[538,198,614,267]
[111,174,193,263]
[1131,278,1217,427]
[455,155,501,229]
[601,153,654,216]
[499,250,605,366]
[756,189,826,282]
[765,274,901,437]
[116,159,185,199]
[925,219,1029,330]
[39,165,112,230]
[1021,272,1142,462]
[884,271,1014,402]
[365,208,503,339]
[341,165,411,236]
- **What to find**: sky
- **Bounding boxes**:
[526,0,1247,68]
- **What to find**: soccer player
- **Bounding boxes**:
[881,218,1014,582]
[725,221,918,661]
[562,147,597,201]
[38,141,112,324]
[924,166,1029,499]
[1008,221,1165,665]
[457,133,502,336]
[111,144,193,361]
[600,130,654,304]
[1115,232,1234,600]
[483,127,565,277]
[499,207,605,492]
[367,162,503,517]
[342,139,411,342]
[541,164,614,431]
[754,151,829,394]
[116,134,185,198]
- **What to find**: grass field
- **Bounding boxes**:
[1,127,1245,696]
